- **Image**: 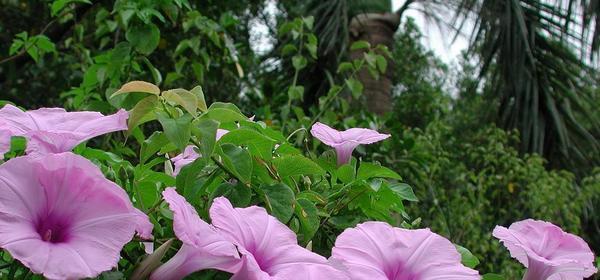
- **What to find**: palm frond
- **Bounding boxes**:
[450,0,599,170]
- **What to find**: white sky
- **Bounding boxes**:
[391,0,469,64]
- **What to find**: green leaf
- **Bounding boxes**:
[142,57,162,85]
[272,155,325,178]
[350,40,370,51]
[137,181,159,208]
[282,44,297,56]
[195,118,218,158]
[337,62,354,73]
[259,183,295,223]
[156,113,192,151]
[32,35,56,54]
[287,85,304,101]
[203,107,247,123]
[9,136,27,154]
[278,22,295,36]
[176,157,208,201]
[364,52,377,69]
[190,86,207,112]
[219,143,253,184]
[219,128,276,160]
[388,183,418,202]
[482,274,505,280]
[336,164,355,184]
[141,131,169,164]
[113,81,160,97]
[4,136,27,159]
[345,78,363,99]
[292,55,307,71]
[128,95,158,131]
[456,245,480,268]
[126,23,160,55]
[208,102,244,114]
[51,0,91,16]
[210,181,252,207]
[162,88,198,115]
[9,37,24,55]
[294,198,319,244]
[357,162,401,180]
[375,54,388,73]
[274,143,302,156]
[302,16,314,30]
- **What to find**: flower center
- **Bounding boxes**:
[386,264,419,280]
[35,214,72,243]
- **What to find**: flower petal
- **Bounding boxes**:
[332,222,479,280]
[160,188,240,277]
[209,196,297,254]
[216,129,230,141]
[340,128,390,145]
[171,145,201,176]
[330,141,360,166]
[210,197,346,278]
[229,254,271,280]
[493,219,597,280]
[151,244,241,280]
[310,122,343,146]
[0,128,12,157]
[38,153,153,239]
[26,131,85,155]
[0,105,128,155]
[0,153,142,279]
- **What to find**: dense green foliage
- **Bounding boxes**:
[0,0,599,279]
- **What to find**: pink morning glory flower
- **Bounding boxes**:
[0,127,12,156]
[331,221,481,280]
[210,196,348,280]
[152,188,348,280]
[493,219,597,280]
[0,104,128,156]
[0,152,152,279]
[310,122,390,166]
[170,129,229,175]
[150,188,240,279]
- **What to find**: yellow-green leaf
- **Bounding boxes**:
[113,81,160,97]
[128,95,159,131]
[190,86,207,112]
[162,88,198,115]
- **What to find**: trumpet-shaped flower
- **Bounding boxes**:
[331,221,480,280]
[310,122,390,166]
[0,153,152,279]
[493,219,597,280]
[210,196,348,280]
[152,188,348,280]
[0,104,128,156]
[150,188,240,280]
[170,129,229,175]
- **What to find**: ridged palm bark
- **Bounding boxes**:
[348,13,399,115]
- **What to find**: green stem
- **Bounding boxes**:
[145,198,163,215]
[286,127,306,142]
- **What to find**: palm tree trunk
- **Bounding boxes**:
[349,13,399,115]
